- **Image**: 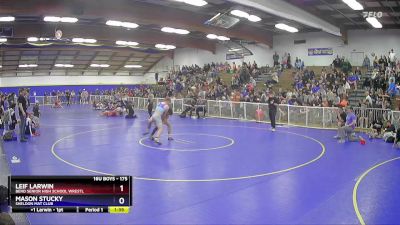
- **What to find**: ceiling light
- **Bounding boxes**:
[55,64,74,68]
[342,0,364,10]
[175,29,190,35]
[127,41,138,46]
[60,17,78,23]
[166,45,176,49]
[366,17,382,28]
[0,16,15,22]
[0,65,2,68]
[90,64,110,68]
[115,40,139,46]
[230,10,250,18]
[19,64,38,68]
[0,38,7,43]
[72,38,97,43]
[106,20,121,26]
[207,34,230,41]
[217,36,230,41]
[27,37,39,42]
[124,65,143,68]
[248,15,261,22]
[175,0,207,7]
[116,40,127,45]
[44,16,60,22]
[106,20,139,29]
[275,23,298,33]
[161,27,190,35]
[206,34,217,39]
[161,27,175,33]
[155,44,176,50]
[84,39,97,43]
[44,16,78,23]
[121,22,139,29]
[72,38,84,43]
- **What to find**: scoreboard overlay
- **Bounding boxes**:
[8,176,132,213]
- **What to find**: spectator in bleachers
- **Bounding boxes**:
[387,77,397,98]
[273,52,279,67]
[287,53,292,69]
[363,55,371,69]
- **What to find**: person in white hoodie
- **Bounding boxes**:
[389,49,396,68]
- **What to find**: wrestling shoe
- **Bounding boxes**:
[271,128,276,132]
[168,137,174,141]
[154,138,162,145]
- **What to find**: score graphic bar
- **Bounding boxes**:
[8,176,132,213]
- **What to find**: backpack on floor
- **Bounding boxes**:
[2,131,14,142]
[0,213,15,225]
[385,136,395,143]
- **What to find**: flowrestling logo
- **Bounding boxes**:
[362,11,383,19]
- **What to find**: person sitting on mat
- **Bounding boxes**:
[367,117,384,139]
[33,101,40,118]
[180,97,196,118]
[101,107,124,117]
[383,120,396,143]
[125,102,137,119]
[52,98,62,108]
[25,113,39,137]
[337,106,358,143]
[393,127,400,149]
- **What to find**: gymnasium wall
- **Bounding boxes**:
[173,44,274,68]
[0,84,146,96]
[170,29,400,67]
[144,56,174,80]
[273,29,400,66]
[0,75,154,95]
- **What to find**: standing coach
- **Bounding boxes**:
[267,91,279,132]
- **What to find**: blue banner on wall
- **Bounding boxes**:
[308,48,333,56]
[0,27,13,37]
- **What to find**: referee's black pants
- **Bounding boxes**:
[269,110,277,129]
[147,103,153,117]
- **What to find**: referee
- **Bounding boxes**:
[267,91,279,132]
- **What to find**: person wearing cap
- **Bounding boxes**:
[267,91,279,131]
[338,106,358,143]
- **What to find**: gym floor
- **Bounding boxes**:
[3,105,400,225]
